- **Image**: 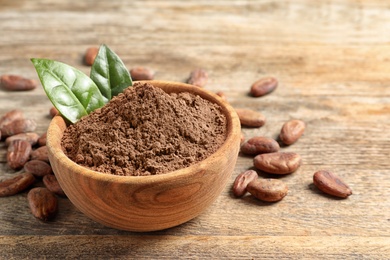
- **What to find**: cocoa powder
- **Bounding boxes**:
[62,82,227,176]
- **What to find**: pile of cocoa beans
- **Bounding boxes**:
[231,77,352,202]
[0,107,63,221]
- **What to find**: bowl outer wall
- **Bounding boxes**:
[46,80,241,232]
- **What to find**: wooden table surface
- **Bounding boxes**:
[1,0,389,259]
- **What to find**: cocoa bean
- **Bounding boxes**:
[247,178,288,202]
[43,174,66,197]
[84,46,99,66]
[37,132,47,146]
[235,108,266,127]
[7,140,32,170]
[232,170,258,197]
[216,91,227,101]
[313,170,352,198]
[0,118,37,138]
[280,119,305,145]
[250,77,278,97]
[253,152,301,174]
[5,132,39,146]
[30,146,49,162]
[241,136,280,155]
[0,172,36,197]
[0,109,24,129]
[24,160,53,178]
[27,187,58,221]
[49,107,59,118]
[130,67,155,81]
[0,74,37,91]
[187,68,208,87]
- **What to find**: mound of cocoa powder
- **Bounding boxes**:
[61,82,227,176]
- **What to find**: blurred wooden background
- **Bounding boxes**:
[1,0,389,259]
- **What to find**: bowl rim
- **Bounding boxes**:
[47,80,241,185]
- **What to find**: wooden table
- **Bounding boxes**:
[1,0,389,258]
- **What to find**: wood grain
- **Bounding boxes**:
[1,0,389,258]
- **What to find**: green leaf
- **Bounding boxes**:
[90,44,132,100]
[31,58,106,124]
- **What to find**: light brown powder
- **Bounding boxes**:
[61,82,227,176]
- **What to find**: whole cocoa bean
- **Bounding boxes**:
[31,146,49,162]
[24,160,53,178]
[0,74,37,91]
[43,174,66,197]
[241,136,280,155]
[250,77,278,97]
[247,178,288,202]
[280,119,305,145]
[187,68,208,87]
[216,91,227,101]
[7,140,32,170]
[0,118,37,138]
[5,132,39,146]
[0,172,36,197]
[313,170,352,198]
[232,170,258,197]
[37,132,47,146]
[0,109,24,129]
[235,108,266,127]
[253,152,301,174]
[130,67,155,81]
[27,187,58,221]
[84,46,99,66]
[49,107,59,118]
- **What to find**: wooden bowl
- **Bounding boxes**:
[46,80,241,232]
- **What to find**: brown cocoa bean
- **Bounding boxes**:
[187,68,208,87]
[130,67,155,81]
[280,119,305,145]
[0,118,37,138]
[241,136,280,155]
[216,91,227,101]
[250,77,278,97]
[235,108,266,127]
[0,75,37,91]
[0,172,36,197]
[313,170,352,198]
[253,152,301,174]
[84,46,99,66]
[0,109,24,129]
[37,132,47,146]
[30,146,49,162]
[247,178,288,202]
[49,107,59,118]
[43,174,66,197]
[27,187,58,221]
[7,140,32,170]
[232,170,258,197]
[24,160,53,178]
[5,132,40,146]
